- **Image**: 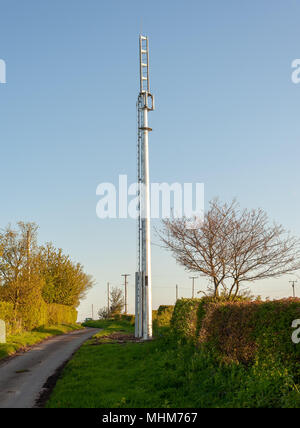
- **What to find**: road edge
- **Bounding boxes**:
[34,328,101,408]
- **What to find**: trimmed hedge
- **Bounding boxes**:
[157,305,173,316]
[19,294,48,331]
[154,305,174,330]
[171,297,300,366]
[120,314,135,325]
[47,303,77,325]
[198,300,259,364]
[0,302,18,335]
[0,301,14,324]
[171,299,202,341]
[0,300,77,335]
[113,314,135,325]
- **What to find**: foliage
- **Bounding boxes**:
[171,298,202,342]
[0,222,91,334]
[157,305,174,316]
[198,300,260,364]
[19,286,48,331]
[153,305,174,336]
[252,299,300,365]
[171,296,300,371]
[0,299,78,334]
[119,314,135,324]
[40,243,93,307]
[0,301,16,335]
[0,301,14,322]
[0,222,39,285]
[47,303,77,325]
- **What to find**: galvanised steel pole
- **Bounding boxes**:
[135,35,154,340]
[141,94,152,339]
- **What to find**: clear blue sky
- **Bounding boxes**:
[0,0,300,320]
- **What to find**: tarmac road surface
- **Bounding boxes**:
[0,327,100,408]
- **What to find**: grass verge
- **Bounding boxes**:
[0,324,83,360]
[46,320,300,408]
[83,319,134,335]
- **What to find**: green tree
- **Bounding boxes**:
[0,222,47,330]
[40,243,93,307]
[0,222,38,285]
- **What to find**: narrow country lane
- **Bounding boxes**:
[0,328,100,408]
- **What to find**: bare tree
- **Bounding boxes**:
[98,287,124,319]
[98,307,110,320]
[160,199,300,298]
[109,287,124,315]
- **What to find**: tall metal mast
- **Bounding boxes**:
[135,35,154,340]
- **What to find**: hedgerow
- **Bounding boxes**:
[171,297,300,368]
[0,300,78,335]
[153,305,174,336]
[171,299,202,341]
[170,297,238,342]
[0,302,17,335]
[112,314,135,325]
[198,300,260,364]
[47,303,78,325]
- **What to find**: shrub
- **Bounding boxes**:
[252,298,300,366]
[0,300,77,335]
[153,305,174,336]
[197,298,300,366]
[47,303,77,325]
[157,305,173,316]
[171,299,202,341]
[18,292,48,331]
[171,297,300,368]
[198,300,259,364]
[171,296,253,343]
[120,314,135,325]
[0,301,14,322]
[0,301,17,335]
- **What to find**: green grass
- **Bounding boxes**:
[46,320,300,408]
[83,319,134,335]
[0,324,83,360]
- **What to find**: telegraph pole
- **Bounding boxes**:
[121,274,130,314]
[176,284,178,301]
[189,277,198,298]
[26,230,31,263]
[26,229,31,276]
[289,280,297,298]
[107,282,110,314]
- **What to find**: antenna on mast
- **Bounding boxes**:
[135,35,154,340]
